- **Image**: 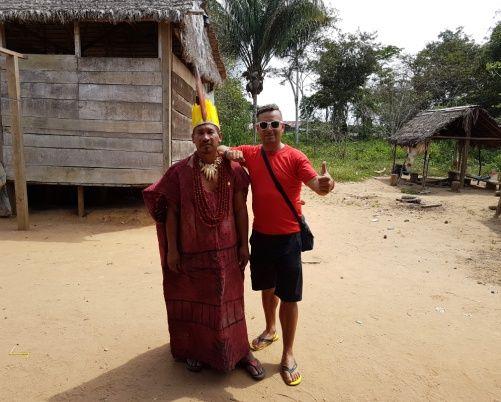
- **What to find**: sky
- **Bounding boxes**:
[254,0,500,120]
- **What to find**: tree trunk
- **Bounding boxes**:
[252,92,258,143]
[294,67,300,144]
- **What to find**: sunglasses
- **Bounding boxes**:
[257,120,282,130]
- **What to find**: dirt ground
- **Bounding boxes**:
[1,178,500,402]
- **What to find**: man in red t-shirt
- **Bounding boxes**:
[219,104,335,386]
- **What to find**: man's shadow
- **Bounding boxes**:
[49,344,273,401]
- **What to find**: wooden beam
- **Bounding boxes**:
[74,22,81,57]
[495,194,501,218]
[0,24,5,164]
[77,185,85,217]
[0,46,26,59]
[159,22,173,169]
[0,23,5,47]
[5,54,29,230]
[434,136,501,141]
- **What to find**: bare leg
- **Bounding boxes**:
[262,288,279,334]
[251,288,279,349]
[279,301,300,383]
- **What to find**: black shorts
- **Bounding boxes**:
[249,230,302,302]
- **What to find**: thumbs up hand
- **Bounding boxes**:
[321,161,327,176]
[317,161,335,195]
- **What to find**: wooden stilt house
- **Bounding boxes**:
[0,0,225,188]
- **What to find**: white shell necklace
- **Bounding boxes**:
[198,156,222,181]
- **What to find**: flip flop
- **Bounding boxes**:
[250,333,279,351]
[239,357,266,381]
[281,361,302,386]
[186,358,203,372]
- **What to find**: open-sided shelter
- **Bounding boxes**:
[0,0,226,189]
[390,106,501,187]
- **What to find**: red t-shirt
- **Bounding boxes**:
[234,144,317,235]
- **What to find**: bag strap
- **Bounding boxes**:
[260,146,302,226]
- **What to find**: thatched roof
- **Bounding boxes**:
[391,106,501,148]
[0,0,225,84]
[0,1,200,24]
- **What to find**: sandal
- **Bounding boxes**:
[250,333,279,351]
[239,356,265,381]
[186,358,203,372]
[281,361,302,386]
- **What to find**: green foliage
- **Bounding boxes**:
[306,32,384,134]
[297,138,500,182]
[208,0,329,126]
[355,52,426,138]
[214,76,253,146]
[299,139,404,181]
[478,21,501,117]
[411,28,485,107]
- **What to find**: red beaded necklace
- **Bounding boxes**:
[193,153,231,227]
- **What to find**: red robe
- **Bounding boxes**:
[143,155,250,371]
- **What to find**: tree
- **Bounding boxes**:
[478,21,501,117]
[307,32,382,136]
[208,0,328,141]
[273,10,332,143]
[411,28,484,108]
[271,56,313,142]
[356,52,426,138]
[214,75,253,146]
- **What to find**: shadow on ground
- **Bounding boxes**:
[0,185,155,242]
[48,345,271,401]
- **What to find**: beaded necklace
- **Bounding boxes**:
[193,153,231,227]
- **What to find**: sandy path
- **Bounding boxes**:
[0,179,500,401]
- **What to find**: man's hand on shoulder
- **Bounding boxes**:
[218,145,245,163]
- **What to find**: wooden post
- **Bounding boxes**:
[459,139,470,188]
[422,142,429,189]
[0,23,5,164]
[451,181,461,192]
[477,148,482,176]
[74,22,81,57]
[77,186,85,217]
[391,144,397,174]
[159,22,172,170]
[1,47,29,229]
[496,194,501,218]
[0,24,5,47]
[460,116,472,188]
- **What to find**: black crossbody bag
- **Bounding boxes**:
[260,147,314,252]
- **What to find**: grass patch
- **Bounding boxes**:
[294,139,501,182]
[297,139,403,182]
[230,133,501,183]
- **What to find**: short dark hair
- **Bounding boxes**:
[256,104,281,117]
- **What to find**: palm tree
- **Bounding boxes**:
[208,0,328,141]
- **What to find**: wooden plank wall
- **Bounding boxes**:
[0,23,5,163]
[171,54,195,163]
[0,54,164,185]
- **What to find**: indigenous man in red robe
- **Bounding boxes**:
[143,99,264,379]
